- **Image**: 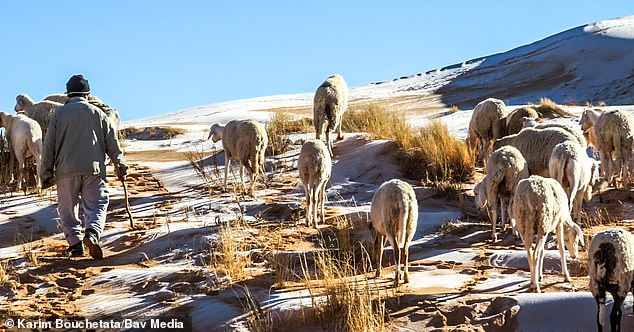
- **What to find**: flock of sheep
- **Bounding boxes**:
[0,93,120,192]
[2,75,634,330]
[469,97,634,331]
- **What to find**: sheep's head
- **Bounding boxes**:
[208,123,223,142]
[586,159,601,201]
[521,117,543,129]
[579,109,595,131]
[473,181,488,211]
[14,94,32,113]
[563,221,585,259]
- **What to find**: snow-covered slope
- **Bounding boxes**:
[128,16,634,126]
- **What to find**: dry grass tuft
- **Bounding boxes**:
[343,105,474,185]
[266,113,312,156]
[531,98,575,118]
[0,260,14,287]
[209,220,253,283]
[238,285,274,332]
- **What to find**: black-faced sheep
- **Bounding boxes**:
[493,127,580,177]
[594,110,634,188]
[588,228,634,332]
[474,145,529,241]
[14,94,62,138]
[370,179,418,287]
[0,112,42,191]
[313,74,348,157]
[548,140,600,222]
[298,140,332,228]
[208,119,268,197]
[467,98,508,165]
[512,175,585,293]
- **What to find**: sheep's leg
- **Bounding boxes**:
[304,183,312,227]
[336,113,344,140]
[391,236,401,287]
[490,198,498,241]
[15,154,25,192]
[525,244,536,291]
[402,244,410,284]
[317,180,326,225]
[556,224,571,282]
[223,154,231,192]
[239,164,246,194]
[535,236,547,288]
[375,234,385,278]
[249,167,257,198]
[325,130,333,157]
[609,293,624,332]
[311,184,319,228]
[596,288,607,332]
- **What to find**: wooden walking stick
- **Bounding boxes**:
[122,177,135,229]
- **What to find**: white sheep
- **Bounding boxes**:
[588,228,634,332]
[14,94,62,138]
[521,119,587,147]
[208,119,268,197]
[512,175,585,293]
[298,140,332,228]
[594,110,634,188]
[467,98,508,165]
[87,96,121,133]
[548,140,600,222]
[0,112,42,191]
[370,179,418,287]
[313,74,348,157]
[493,127,580,177]
[505,107,539,136]
[44,94,69,104]
[474,145,529,241]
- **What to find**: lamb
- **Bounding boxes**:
[467,98,508,165]
[208,119,268,197]
[493,127,580,177]
[474,145,529,241]
[0,112,42,191]
[512,175,585,293]
[588,228,634,332]
[505,107,539,136]
[313,74,348,157]
[594,110,634,188]
[370,179,418,287]
[44,94,69,104]
[14,94,62,138]
[298,140,332,228]
[548,141,600,222]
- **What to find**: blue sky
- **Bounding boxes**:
[1,1,632,121]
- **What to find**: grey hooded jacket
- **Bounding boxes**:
[41,96,127,181]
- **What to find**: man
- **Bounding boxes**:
[40,74,128,259]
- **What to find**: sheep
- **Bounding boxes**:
[474,146,529,241]
[467,98,508,165]
[505,107,539,136]
[579,108,602,150]
[370,179,418,287]
[493,127,580,177]
[298,139,332,228]
[313,74,348,157]
[594,110,634,188]
[87,96,121,133]
[521,118,587,148]
[44,94,69,104]
[548,140,600,222]
[0,112,42,191]
[208,119,268,197]
[512,175,585,293]
[588,228,634,332]
[14,94,62,138]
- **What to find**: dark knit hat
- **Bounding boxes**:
[65,74,90,95]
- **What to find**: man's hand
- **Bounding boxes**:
[41,177,55,190]
[115,165,128,182]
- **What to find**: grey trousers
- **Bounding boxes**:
[56,175,110,246]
